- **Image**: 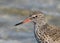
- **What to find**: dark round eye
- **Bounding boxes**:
[32,16,37,18]
[36,16,37,17]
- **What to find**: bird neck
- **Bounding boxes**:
[34,19,47,36]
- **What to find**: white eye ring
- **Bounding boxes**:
[32,15,36,17]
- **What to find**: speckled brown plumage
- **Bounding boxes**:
[15,11,60,43]
[32,11,60,43]
[36,23,60,43]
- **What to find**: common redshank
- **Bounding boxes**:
[14,11,60,43]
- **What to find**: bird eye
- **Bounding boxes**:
[32,16,37,19]
[35,16,37,17]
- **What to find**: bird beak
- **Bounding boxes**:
[14,18,31,26]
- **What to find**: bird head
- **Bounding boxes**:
[14,11,45,26]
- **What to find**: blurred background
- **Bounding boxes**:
[0,0,60,43]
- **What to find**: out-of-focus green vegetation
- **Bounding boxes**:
[0,7,32,16]
[0,7,58,17]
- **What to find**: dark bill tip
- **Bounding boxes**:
[14,22,23,26]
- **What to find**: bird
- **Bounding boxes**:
[14,11,60,43]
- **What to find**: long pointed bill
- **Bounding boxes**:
[14,18,31,26]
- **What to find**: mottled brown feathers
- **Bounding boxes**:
[33,11,60,43]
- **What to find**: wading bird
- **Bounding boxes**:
[14,11,60,43]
